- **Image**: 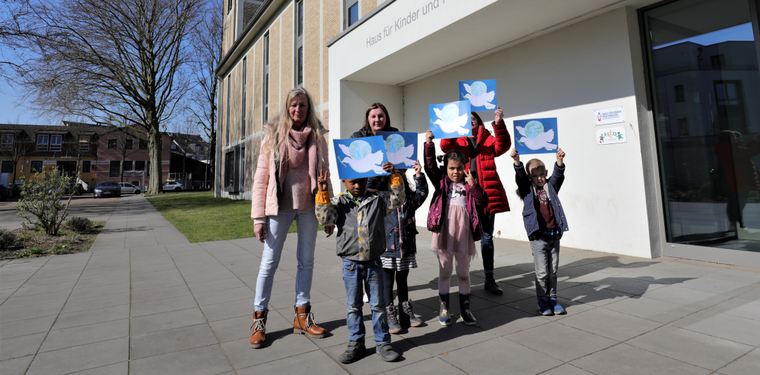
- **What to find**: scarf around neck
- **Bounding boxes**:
[277,124,321,196]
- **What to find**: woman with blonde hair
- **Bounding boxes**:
[249,87,334,349]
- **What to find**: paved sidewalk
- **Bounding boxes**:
[1,195,759,375]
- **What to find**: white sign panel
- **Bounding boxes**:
[595,106,625,126]
[597,126,627,145]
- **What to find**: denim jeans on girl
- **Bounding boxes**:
[530,237,560,301]
[342,258,390,346]
[254,209,319,311]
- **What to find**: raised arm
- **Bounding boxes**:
[424,130,443,188]
[488,108,512,157]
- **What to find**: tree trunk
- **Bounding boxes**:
[148,129,162,195]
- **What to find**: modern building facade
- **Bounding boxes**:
[217,0,760,267]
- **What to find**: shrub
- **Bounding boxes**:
[16,168,76,235]
[0,228,16,250]
[66,217,93,233]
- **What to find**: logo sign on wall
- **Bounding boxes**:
[333,136,389,179]
[514,118,558,155]
[376,131,418,169]
[595,106,625,126]
[429,100,472,139]
[459,79,497,111]
[597,126,627,145]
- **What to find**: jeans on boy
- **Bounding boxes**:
[478,209,496,275]
[530,238,560,301]
[343,258,391,346]
[254,210,319,311]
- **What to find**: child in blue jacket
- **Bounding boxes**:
[510,148,569,316]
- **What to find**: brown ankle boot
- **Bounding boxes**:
[249,310,267,348]
[293,305,326,338]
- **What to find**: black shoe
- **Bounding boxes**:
[338,341,365,364]
[386,305,402,334]
[459,293,477,326]
[484,275,503,295]
[376,343,400,362]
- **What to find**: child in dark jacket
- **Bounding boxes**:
[382,161,428,334]
[510,148,569,316]
[424,130,488,327]
[315,169,405,364]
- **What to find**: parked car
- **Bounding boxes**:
[119,182,142,194]
[162,181,183,191]
[0,185,10,200]
[94,181,122,198]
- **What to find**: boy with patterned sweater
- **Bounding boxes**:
[315,169,405,363]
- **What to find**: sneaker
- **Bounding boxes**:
[401,300,422,327]
[537,300,554,316]
[484,275,504,295]
[375,343,400,362]
[439,301,452,326]
[461,308,477,326]
[338,341,365,364]
[386,305,402,334]
[549,298,566,315]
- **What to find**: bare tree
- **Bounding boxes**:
[16,0,200,194]
[186,0,221,187]
[0,130,34,184]
[0,0,34,81]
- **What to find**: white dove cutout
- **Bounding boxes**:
[433,104,470,135]
[387,144,415,167]
[338,142,385,174]
[463,83,496,110]
[516,125,558,151]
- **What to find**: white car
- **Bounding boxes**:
[162,181,183,191]
[119,182,142,194]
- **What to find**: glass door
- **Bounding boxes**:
[643,0,760,251]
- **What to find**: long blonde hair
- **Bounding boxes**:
[264,87,326,165]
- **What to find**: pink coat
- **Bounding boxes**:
[251,127,332,225]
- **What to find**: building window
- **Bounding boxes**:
[123,161,133,171]
[674,85,685,102]
[226,75,231,144]
[239,146,246,192]
[345,0,358,28]
[78,135,90,152]
[81,160,91,172]
[1,134,13,151]
[49,135,62,152]
[225,151,235,188]
[108,139,117,149]
[263,33,270,123]
[125,139,133,149]
[171,143,178,150]
[109,161,121,177]
[242,57,247,138]
[37,135,49,151]
[30,160,43,173]
[295,0,304,87]
[135,161,146,170]
[139,139,148,150]
[1,160,13,173]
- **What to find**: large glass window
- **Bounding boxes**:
[345,0,358,28]
[643,0,760,251]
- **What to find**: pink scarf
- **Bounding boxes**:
[278,125,320,195]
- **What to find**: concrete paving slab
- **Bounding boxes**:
[506,322,617,362]
[0,332,46,361]
[558,307,663,342]
[129,344,233,375]
[0,314,58,339]
[0,354,34,375]
[236,350,348,375]
[129,323,218,360]
[443,337,562,375]
[129,308,207,336]
[130,295,199,317]
[571,343,710,375]
[541,364,595,375]
[26,337,127,375]
[53,304,130,330]
[40,318,129,353]
[68,361,128,375]
[670,310,760,346]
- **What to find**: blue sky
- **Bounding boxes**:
[654,22,754,50]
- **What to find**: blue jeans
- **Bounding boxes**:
[254,210,318,311]
[530,238,560,301]
[342,258,390,346]
[478,209,495,275]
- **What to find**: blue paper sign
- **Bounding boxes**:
[333,136,389,180]
[376,131,418,169]
[514,118,559,155]
[429,100,472,139]
[459,79,497,111]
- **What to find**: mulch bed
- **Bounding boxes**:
[1,223,104,260]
